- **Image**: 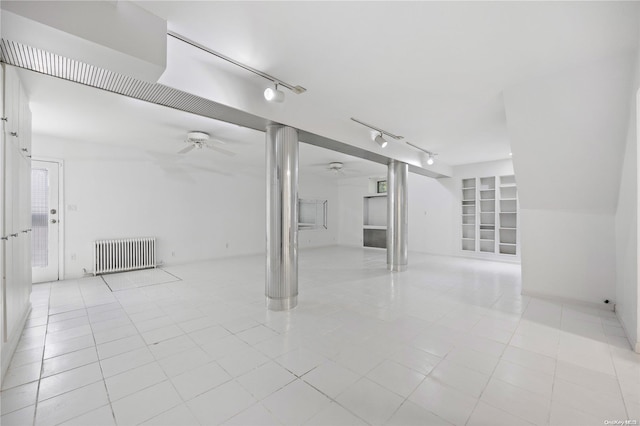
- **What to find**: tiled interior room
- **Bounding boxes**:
[2,248,638,426]
[2,2,640,426]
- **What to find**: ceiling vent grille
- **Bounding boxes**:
[0,38,268,131]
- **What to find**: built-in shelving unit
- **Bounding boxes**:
[479,177,496,253]
[498,175,518,255]
[461,175,518,257]
[363,194,387,248]
[461,178,476,251]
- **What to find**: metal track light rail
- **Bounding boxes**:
[350,117,404,140]
[168,31,306,95]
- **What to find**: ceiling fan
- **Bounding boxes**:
[325,161,358,175]
[178,131,236,156]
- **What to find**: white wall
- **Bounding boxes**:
[33,137,339,279]
[337,177,369,248]
[615,53,640,349]
[299,174,339,249]
[521,209,616,304]
[407,173,456,257]
[504,51,635,306]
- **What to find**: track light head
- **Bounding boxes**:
[427,154,434,165]
[374,133,388,148]
[264,84,285,102]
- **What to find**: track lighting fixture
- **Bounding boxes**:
[351,117,403,149]
[406,141,437,166]
[168,31,306,103]
[426,153,435,165]
[264,84,285,103]
[374,132,388,148]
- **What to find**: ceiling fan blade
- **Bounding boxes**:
[178,145,195,154]
[205,144,236,156]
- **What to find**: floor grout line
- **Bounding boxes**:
[4,249,638,425]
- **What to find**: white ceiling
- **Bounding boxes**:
[20,69,386,179]
[13,1,640,173]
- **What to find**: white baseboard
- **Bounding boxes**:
[521,290,614,312]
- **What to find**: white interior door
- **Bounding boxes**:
[31,160,59,283]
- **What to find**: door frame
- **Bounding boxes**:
[32,157,64,281]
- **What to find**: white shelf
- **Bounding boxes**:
[363,195,387,248]
[500,175,516,186]
[462,175,518,257]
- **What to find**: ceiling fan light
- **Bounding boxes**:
[187,131,209,141]
[264,86,284,102]
[374,133,388,148]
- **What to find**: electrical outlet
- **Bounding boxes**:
[70,253,76,261]
[171,251,175,257]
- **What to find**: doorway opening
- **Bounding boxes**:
[31,159,63,283]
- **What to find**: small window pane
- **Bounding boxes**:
[31,168,48,268]
[299,199,327,230]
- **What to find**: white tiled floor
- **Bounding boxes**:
[1,247,637,425]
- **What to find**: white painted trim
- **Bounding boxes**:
[454,249,522,265]
[522,290,614,312]
[32,157,64,280]
[636,89,640,357]
[58,160,65,280]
